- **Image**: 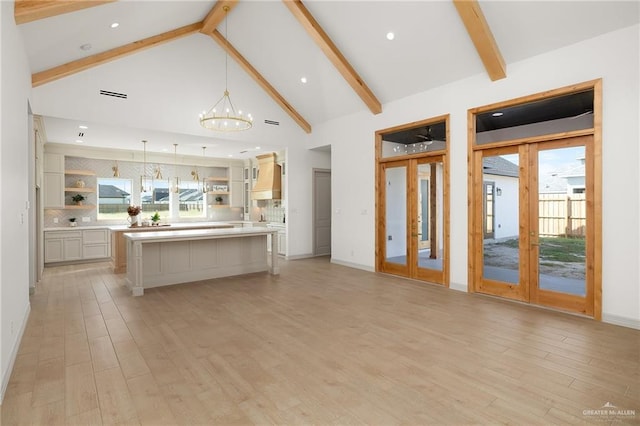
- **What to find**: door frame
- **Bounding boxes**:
[467,79,602,319]
[375,115,450,287]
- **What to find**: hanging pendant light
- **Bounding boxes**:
[140,140,153,193]
[171,143,180,194]
[112,160,120,177]
[199,6,253,132]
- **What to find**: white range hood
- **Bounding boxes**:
[252,153,281,200]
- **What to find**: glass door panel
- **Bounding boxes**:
[534,145,587,297]
[415,159,444,282]
[384,163,408,270]
[482,153,520,286]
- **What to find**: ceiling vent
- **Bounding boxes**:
[264,119,279,126]
[99,90,127,99]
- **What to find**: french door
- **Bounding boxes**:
[472,135,594,315]
[379,156,447,284]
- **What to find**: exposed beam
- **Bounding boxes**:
[283,0,382,115]
[453,0,506,81]
[208,29,312,134]
[32,22,203,87]
[200,0,238,35]
[14,0,117,25]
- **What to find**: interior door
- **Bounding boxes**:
[474,136,593,315]
[380,157,445,284]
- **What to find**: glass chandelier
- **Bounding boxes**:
[199,6,253,132]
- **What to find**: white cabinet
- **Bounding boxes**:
[43,153,65,208]
[277,232,286,256]
[230,181,243,208]
[44,230,82,263]
[83,229,109,259]
[45,229,110,263]
[43,172,65,208]
[230,166,243,208]
[44,153,64,173]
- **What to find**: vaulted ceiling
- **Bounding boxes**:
[16,0,639,158]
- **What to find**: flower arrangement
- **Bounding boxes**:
[127,205,141,216]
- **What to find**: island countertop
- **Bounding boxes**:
[123,227,277,242]
[108,221,233,231]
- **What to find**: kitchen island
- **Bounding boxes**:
[110,222,234,273]
[123,227,279,296]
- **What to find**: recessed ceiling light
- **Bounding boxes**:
[492,112,504,117]
[79,125,88,129]
[300,77,307,84]
[75,140,84,144]
[228,154,233,157]
[162,148,168,152]
[386,32,395,41]
[255,146,261,150]
[80,43,92,51]
[110,22,119,29]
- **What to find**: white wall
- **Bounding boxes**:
[491,175,519,240]
[285,144,330,258]
[0,0,33,401]
[309,25,640,327]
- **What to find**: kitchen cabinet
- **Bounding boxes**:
[82,229,109,259]
[44,230,82,263]
[266,224,286,256]
[43,153,65,208]
[45,229,110,263]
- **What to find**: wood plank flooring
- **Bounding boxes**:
[1,257,639,425]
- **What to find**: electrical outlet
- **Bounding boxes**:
[53,218,59,224]
[82,217,90,222]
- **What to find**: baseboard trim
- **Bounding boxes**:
[0,302,31,404]
[330,258,375,272]
[286,253,314,261]
[602,313,640,330]
[449,281,468,292]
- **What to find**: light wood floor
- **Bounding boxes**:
[1,257,638,425]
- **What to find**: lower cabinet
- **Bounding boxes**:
[45,229,109,263]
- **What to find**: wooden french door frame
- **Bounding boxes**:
[377,156,449,285]
[468,79,602,319]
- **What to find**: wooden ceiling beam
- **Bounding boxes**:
[32,22,202,87]
[453,0,506,81]
[14,0,117,25]
[208,30,312,134]
[283,0,382,115]
[200,0,238,35]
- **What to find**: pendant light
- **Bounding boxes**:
[140,140,153,193]
[171,143,180,194]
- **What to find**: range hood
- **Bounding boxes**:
[252,153,282,200]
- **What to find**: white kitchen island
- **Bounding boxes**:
[123,227,279,296]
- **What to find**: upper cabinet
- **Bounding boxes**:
[43,153,65,208]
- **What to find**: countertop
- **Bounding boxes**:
[45,221,285,232]
[123,227,277,242]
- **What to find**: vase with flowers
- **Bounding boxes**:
[127,205,141,227]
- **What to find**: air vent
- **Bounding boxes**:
[239,150,248,154]
[78,132,84,137]
[99,90,127,99]
[264,119,279,126]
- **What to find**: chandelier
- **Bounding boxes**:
[199,5,253,132]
